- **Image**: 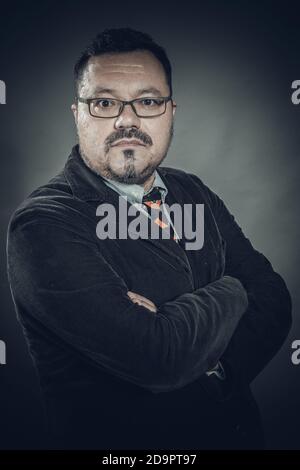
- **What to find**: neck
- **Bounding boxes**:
[142,172,156,193]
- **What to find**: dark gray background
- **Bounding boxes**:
[0,0,299,449]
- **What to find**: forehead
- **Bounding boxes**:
[80,50,169,96]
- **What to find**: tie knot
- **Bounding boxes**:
[142,186,163,204]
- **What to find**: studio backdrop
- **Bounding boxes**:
[0,0,299,451]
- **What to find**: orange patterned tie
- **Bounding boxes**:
[142,187,178,242]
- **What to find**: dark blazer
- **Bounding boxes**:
[6,144,292,449]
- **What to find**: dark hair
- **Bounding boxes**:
[74,27,172,96]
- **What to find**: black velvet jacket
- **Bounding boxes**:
[6,144,292,449]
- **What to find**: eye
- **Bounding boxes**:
[94,99,116,108]
[140,98,163,107]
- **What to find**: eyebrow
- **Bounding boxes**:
[92,86,165,96]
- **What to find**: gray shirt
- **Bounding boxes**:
[101,169,181,243]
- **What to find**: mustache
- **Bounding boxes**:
[105,129,153,147]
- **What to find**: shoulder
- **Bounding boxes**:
[159,165,211,191]
[159,165,223,209]
[7,169,87,237]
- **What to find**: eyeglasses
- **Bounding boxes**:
[76,95,174,118]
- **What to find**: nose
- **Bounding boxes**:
[114,102,141,129]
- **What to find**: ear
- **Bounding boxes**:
[71,103,78,124]
[172,100,177,118]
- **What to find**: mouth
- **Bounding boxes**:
[111,139,146,147]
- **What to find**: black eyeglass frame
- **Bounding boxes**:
[76,95,175,118]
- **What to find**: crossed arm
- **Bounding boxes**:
[7,202,249,394]
[128,175,293,387]
[127,291,226,380]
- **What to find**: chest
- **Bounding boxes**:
[85,192,226,307]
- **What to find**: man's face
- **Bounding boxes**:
[71,50,176,185]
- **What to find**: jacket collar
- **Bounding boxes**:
[64,144,169,203]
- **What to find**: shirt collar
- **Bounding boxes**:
[101,170,168,205]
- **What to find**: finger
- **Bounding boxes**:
[127,291,154,303]
[127,291,156,309]
[129,297,157,313]
[127,291,146,300]
[130,296,156,310]
[129,296,155,308]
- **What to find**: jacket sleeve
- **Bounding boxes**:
[7,204,248,393]
[199,179,293,385]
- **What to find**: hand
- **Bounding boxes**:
[127,291,157,313]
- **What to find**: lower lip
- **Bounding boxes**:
[113,142,145,147]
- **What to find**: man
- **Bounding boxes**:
[7,28,292,450]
